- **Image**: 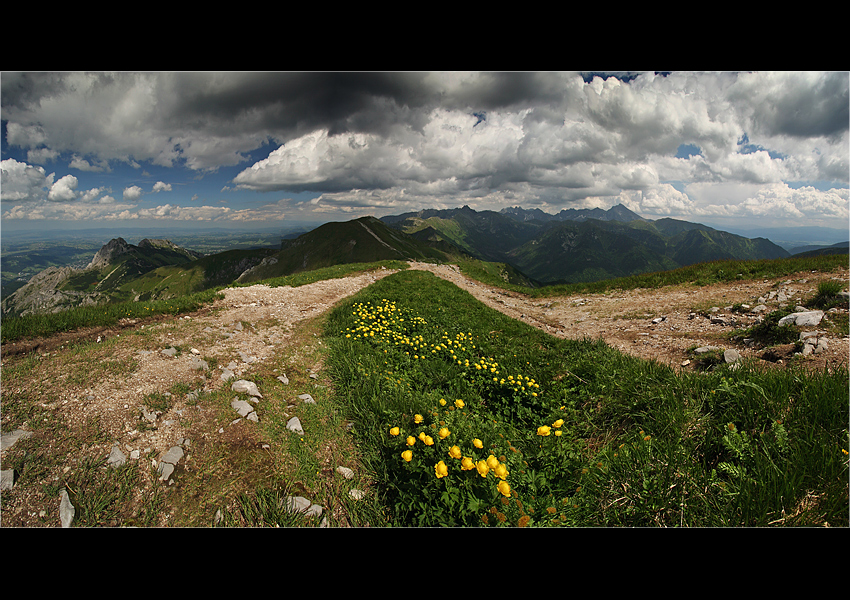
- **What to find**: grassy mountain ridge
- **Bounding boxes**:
[234,216,453,284]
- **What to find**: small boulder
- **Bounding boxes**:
[231,379,262,398]
[778,310,824,327]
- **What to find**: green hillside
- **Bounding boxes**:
[235,216,453,284]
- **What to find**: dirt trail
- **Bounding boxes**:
[406,261,849,373]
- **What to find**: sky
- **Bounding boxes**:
[1,71,848,238]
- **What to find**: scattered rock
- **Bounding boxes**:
[59,488,75,528]
[1,469,16,491]
[349,489,366,501]
[1,429,33,452]
[285,495,323,518]
[778,310,824,327]
[723,349,741,363]
[157,440,189,482]
[231,398,256,418]
[231,379,262,398]
[276,375,289,385]
[287,417,304,435]
[298,393,316,404]
[336,466,355,480]
[106,444,127,468]
[161,347,178,357]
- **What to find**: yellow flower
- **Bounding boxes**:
[435,460,448,479]
[537,426,551,437]
[439,427,451,439]
[497,480,511,498]
[439,399,447,406]
[449,445,462,459]
[494,463,509,480]
[390,427,400,436]
[424,435,434,446]
[406,436,416,446]
[486,455,499,470]
[418,432,427,442]
[473,438,484,449]
[401,450,413,462]
[476,460,490,478]
[414,414,424,424]
[553,419,564,428]
[461,456,475,471]
[555,430,562,437]
[454,399,465,409]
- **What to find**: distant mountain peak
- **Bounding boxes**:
[498,203,645,223]
[88,237,133,269]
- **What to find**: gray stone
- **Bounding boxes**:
[106,445,127,467]
[694,346,722,354]
[276,375,289,385]
[349,489,366,501]
[160,445,184,466]
[287,417,304,435]
[231,398,255,418]
[157,462,175,481]
[298,393,316,404]
[336,466,354,480]
[190,356,208,371]
[161,347,178,357]
[59,488,75,528]
[1,429,33,452]
[220,368,235,382]
[285,496,323,517]
[231,379,262,398]
[723,349,741,363]
[1,469,16,491]
[778,310,824,327]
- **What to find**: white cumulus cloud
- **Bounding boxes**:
[123,185,144,201]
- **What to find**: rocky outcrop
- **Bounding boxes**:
[88,237,133,269]
[1,265,107,317]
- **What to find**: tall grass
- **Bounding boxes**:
[323,270,849,527]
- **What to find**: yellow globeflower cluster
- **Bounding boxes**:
[389,402,513,503]
[537,417,565,437]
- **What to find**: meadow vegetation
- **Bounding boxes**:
[323,269,848,526]
[1,253,847,527]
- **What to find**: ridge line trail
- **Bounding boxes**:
[405,261,849,372]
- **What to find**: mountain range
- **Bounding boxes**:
[381,204,791,285]
[2,204,817,318]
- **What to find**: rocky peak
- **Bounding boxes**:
[87,238,132,269]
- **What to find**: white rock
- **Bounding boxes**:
[336,466,355,480]
[778,310,824,327]
[231,398,255,418]
[287,417,304,435]
[231,379,262,398]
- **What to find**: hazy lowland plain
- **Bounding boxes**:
[1,214,848,528]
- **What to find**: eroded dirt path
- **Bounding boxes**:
[406,261,850,373]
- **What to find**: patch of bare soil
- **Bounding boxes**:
[406,261,850,374]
